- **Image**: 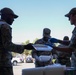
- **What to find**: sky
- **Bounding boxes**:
[0,0,76,43]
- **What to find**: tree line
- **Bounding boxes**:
[11,38,39,57]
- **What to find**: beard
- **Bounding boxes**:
[6,18,13,25]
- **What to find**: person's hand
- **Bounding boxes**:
[36,57,40,61]
[50,38,59,43]
[24,43,34,50]
[34,55,41,62]
[36,57,42,65]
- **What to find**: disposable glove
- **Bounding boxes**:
[24,43,34,50]
[50,38,59,43]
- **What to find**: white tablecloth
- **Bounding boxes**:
[22,65,65,75]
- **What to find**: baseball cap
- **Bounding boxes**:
[43,28,51,38]
[65,7,76,17]
[0,7,18,18]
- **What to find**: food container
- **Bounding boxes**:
[33,44,53,51]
